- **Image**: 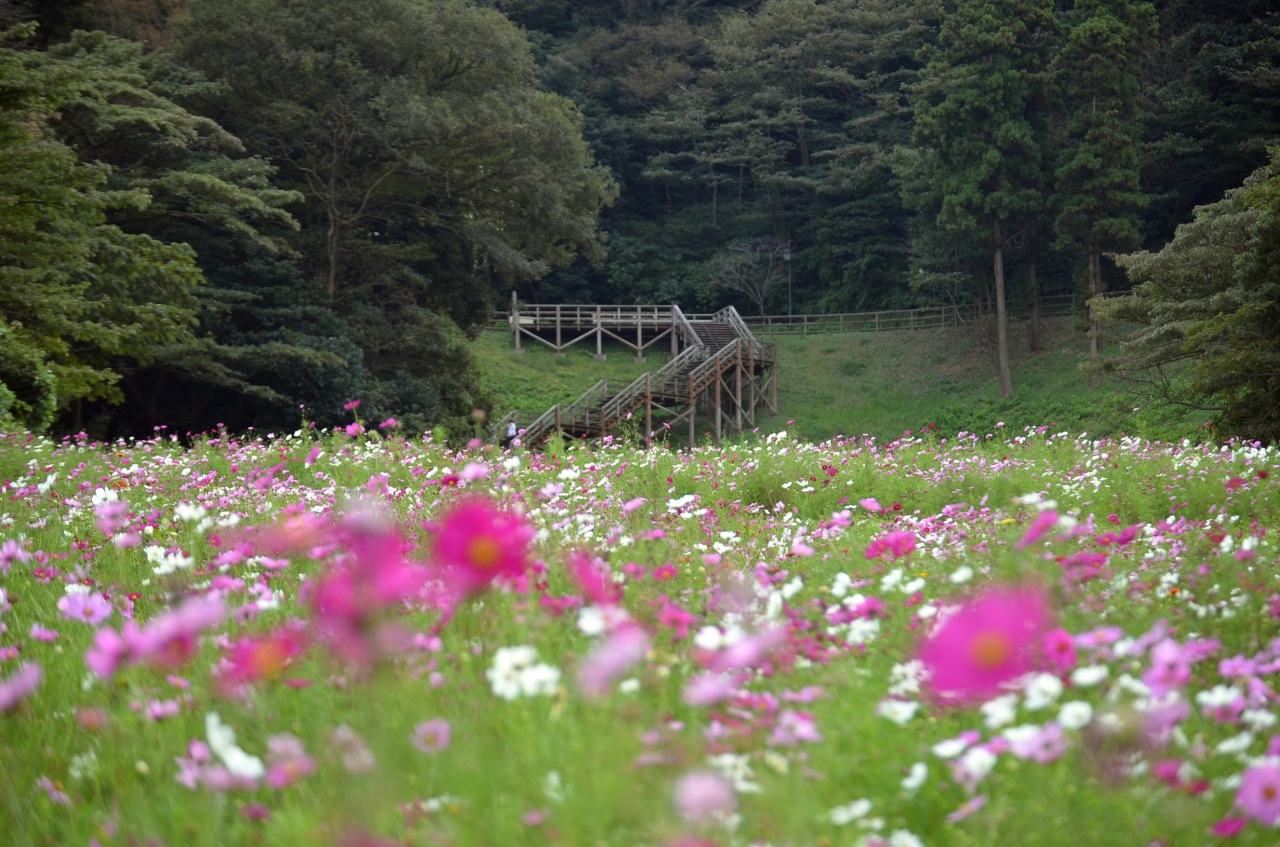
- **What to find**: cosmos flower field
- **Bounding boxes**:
[1,422,1278,847]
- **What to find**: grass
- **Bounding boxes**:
[474,331,667,415]
[473,317,1209,443]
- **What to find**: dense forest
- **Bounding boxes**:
[1,0,1278,439]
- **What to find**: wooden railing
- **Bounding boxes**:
[489,293,1085,334]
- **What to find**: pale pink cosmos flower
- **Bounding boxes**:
[918,585,1053,704]
[29,624,59,642]
[770,709,823,745]
[332,725,375,773]
[35,776,71,806]
[858,498,882,512]
[94,499,130,535]
[0,661,41,712]
[946,794,988,823]
[0,539,29,574]
[411,719,451,753]
[265,734,314,788]
[1237,762,1280,826]
[622,497,647,514]
[682,672,740,707]
[1142,638,1192,698]
[672,770,736,823]
[57,592,113,625]
[578,625,650,699]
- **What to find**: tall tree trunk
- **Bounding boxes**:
[1088,247,1101,388]
[993,219,1013,397]
[1028,256,1042,352]
[710,162,717,226]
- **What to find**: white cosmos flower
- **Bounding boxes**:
[876,699,919,725]
[1070,665,1109,687]
[949,565,974,584]
[900,762,927,794]
[1022,672,1064,710]
[1058,700,1094,730]
[980,694,1019,729]
[830,798,873,826]
[205,712,264,780]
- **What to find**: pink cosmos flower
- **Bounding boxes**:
[310,512,428,665]
[134,595,226,670]
[622,497,647,514]
[221,630,307,689]
[770,709,823,745]
[708,627,787,673]
[345,422,365,437]
[0,661,41,711]
[432,498,533,596]
[146,699,180,721]
[343,400,361,411]
[1015,511,1059,550]
[683,672,740,706]
[567,551,622,605]
[946,794,988,823]
[865,530,916,560]
[1042,628,1077,672]
[29,624,59,642]
[265,734,314,788]
[0,539,29,574]
[858,498,882,512]
[918,586,1053,704]
[35,776,71,806]
[1142,639,1192,698]
[1210,817,1248,837]
[578,624,650,698]
[1237,763,1280,826]
[57,592,113,625]
[411,719,451,753]
[94,499,130,535]
[672,770,736,823]
[379,418,399,430]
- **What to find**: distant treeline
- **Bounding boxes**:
[2,1,1278,439]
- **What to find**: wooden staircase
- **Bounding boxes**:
[496,305,777,448]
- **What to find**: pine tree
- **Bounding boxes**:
[1052,0,1156,381]
[911,0,1057,396]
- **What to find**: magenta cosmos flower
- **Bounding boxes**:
[918,586,1052,704]
[432,498,533,595]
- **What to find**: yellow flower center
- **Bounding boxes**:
[467,535,502,569]
[970,632,1013,670]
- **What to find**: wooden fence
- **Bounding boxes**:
[488,293,1088,335]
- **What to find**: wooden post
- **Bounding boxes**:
[595,306,606,361]
[803,315,808,336]
[555,305,563,358]
[734,341,743,433]
[512,291,522,354]
[714,356,722,441]
[874,312,879,332]
[555,406,562,434]
[635,304,645,363]
[645,372,653,448]
[688,377,695,449]
[748,342,756,425]
[671,306,678,359]
[771,356,777,413]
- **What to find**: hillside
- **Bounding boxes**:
[475,316,1208,443]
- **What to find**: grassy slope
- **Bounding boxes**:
[475,317,1208,442]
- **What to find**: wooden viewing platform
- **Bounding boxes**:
[496,301,777,448]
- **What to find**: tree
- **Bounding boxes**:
[706,237,790,317]
[1095,148,1280,441]
[908,0,1057,396]
[1052,0,1156,379]
[0,25,204,430]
